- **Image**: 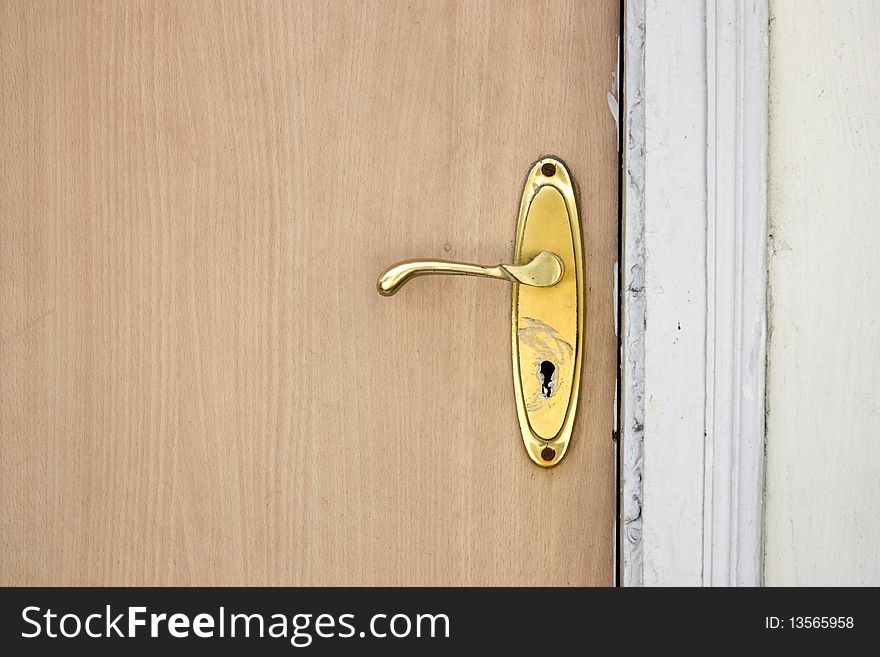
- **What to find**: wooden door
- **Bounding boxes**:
[0,0,618,585]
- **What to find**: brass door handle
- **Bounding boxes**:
[376,250,563,296]
[375,157,584,468]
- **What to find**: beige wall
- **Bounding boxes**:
[765,0,880,585]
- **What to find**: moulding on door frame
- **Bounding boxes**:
[620,0,769,586]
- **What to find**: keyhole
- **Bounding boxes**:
[539,360,556,398]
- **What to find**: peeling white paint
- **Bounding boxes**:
[624,0,768,587]
[613,260,619,337]
[621,0,646,587]
[608,36,620,147]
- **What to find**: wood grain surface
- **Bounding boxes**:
[0,0,618,585]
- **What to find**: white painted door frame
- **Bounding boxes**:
[620,0,770,586]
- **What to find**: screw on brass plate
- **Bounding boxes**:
[541,162,556,177]
[540,446,556,462]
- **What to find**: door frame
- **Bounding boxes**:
[619,0,770,586]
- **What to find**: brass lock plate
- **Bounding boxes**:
[512,158,584,467]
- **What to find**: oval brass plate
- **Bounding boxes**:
[512,158,584,467]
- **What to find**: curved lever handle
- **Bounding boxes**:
[374,157,580,467]
[377,250,563,297]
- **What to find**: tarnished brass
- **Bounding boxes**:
[512,158,583,467]
[376,157,583,467]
